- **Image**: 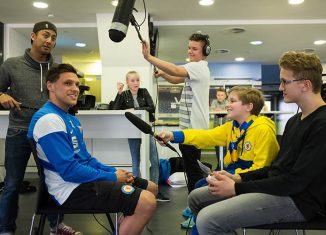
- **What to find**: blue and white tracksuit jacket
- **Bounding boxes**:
[27,101,117,205]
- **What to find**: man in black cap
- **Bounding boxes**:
[0,21,81,235]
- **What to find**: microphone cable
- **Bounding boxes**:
[183,80,191,128]
[179,80,193,188]
[92,214,113,234]
[151,67,187,187]
[130,0,147,42]
[152,66,161,185]
[133,0,147,27]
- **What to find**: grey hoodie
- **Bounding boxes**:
[0,48,54,130]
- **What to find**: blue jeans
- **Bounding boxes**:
[128,136,159,184]
[0,128,62,232]
[188,186,306,235]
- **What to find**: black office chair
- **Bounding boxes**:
[242,215,326,235]
[28,140,118,235]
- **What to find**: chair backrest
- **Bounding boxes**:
[243,215,326,233]
[28,139,42,176]
[28,139,59,211]
[276,134,282,145]
[28,140,117,234]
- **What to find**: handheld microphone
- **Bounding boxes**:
[109,0,136,43]
[125,111,177,152]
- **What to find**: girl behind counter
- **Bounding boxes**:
[113,71,165,196]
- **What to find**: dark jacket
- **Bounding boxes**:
[235,105,326,221]
[113,88,156,122]
[0,48,54,130]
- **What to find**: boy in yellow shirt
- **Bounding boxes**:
[160,86,279,174]
[158,86,279,231]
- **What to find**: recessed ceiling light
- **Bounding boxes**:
[223,27,246,34]
[33,2,48,8]
[250,40,263,45]
[111,0,118,7]
[75,43,86,48]
[303,48,315,53]
[215,49,230,54]
[235,57,245,62]
[288,0,304,5]
[199,0,214,6]
[314,40,326,45]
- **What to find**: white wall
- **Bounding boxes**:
[71,61,102,76]
[5,27,29,59]
[96,13,153,103]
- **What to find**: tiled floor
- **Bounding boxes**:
[15,178,191,235]
[6,177,325,235]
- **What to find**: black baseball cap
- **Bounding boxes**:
[33,21,57,34]
[31,21,57,44]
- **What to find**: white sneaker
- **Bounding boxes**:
[156,192,171,202]
[50,223,82,235]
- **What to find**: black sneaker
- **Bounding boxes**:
[156,192,170,202]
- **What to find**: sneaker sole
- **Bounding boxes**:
[156,199,171,202]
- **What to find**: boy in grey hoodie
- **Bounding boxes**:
[0,21,81,235]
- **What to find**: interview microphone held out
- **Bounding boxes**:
[109,0,136,42]
[125,111,177,152]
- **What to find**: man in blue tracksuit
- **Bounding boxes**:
[28,63,157,235]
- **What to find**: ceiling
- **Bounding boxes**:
[1,0,326,64]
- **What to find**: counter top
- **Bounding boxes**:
[77,110,143,115]
[209,111,295,115]
[0,109,148,139]
[0,109,151,178]
[0,109,144,116]
[0,111,9,115]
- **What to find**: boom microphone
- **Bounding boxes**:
[109,0,136,43]
[125,111,177,152]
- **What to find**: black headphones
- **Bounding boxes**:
[202,34,211,56]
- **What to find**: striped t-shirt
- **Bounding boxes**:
[179,60,210,130]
